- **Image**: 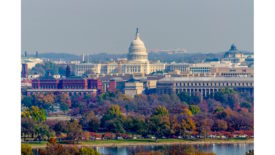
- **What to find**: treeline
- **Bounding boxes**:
[21,88,253,142]
[29,62,67,77]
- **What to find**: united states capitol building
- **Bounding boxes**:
[72,28,165,76]
[71,28,253,78]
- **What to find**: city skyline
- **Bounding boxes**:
[22,0,253,54]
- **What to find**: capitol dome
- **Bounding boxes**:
[127,28,149,63]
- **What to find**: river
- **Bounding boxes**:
[96,143,253,155]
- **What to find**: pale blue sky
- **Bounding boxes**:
[22,0,253,54]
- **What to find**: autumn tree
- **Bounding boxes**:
[212,119,228,131]
[101,105,126,133]
[80,147,100,155]
[21,144,33,155]
[21,106,50,142]
[124,116,148,136]
[148,106,170,141]
[57,93,71,108]
[178,108,196,137]
[35,93,55,110]
[189,105,201,115]
[40,143,79,155]
[80,111,100,132]
[197,117,214,138]
[22,106,46,122]
[66,119,83,144]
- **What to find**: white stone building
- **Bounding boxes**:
[72,28,165,76]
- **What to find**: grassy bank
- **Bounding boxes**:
[25,138,253,149]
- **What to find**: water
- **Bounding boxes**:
[96,144,253,155]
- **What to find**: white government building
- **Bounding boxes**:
[72,28,166,76]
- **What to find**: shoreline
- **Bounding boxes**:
[28,139,254,149]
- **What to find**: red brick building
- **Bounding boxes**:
[59,78,88,89]
[32,78,59,89]
[87,79,103,93]
[29,78,110,96]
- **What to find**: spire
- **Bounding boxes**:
[82,53,85,63]
[135,27,140,39]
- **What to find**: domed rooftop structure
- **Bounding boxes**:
[223,44,245,64]
[224,44,243,57]
[230,44,237,51]
[127,28,148,63]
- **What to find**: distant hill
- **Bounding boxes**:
[36,51,230,63]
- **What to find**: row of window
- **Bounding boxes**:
[34,85,85,89]
[175,89,219,95]
[175,82,253,87]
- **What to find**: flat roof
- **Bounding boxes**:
[158,77,254,82]
[27,89,97,92]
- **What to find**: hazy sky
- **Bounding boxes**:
[22,0,253,54]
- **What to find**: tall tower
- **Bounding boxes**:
[21,64,28,78]
[66,65,71,78]
[87,54,90,63]
[35,51,39,58]
[82,53,85,63]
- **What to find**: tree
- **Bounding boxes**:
[21,115,50,142]
[80,147,100,155]
[21,144,33,155]
[148,106,170,141]
[189,105,201,115]
[178,92,191,104]
[101,105,126,133]
[35,93,55,110]
[22,96,33,108]
[212,119,228,131]
[174,107,196,137]
[57,93,71,108]
[53,121,67,135]
[178,92,200,105]
[66,119,83,143]
[214,88,239,109]
[170,115,181,136]
[40,143,79,155]
[214,107,227,119]
[152,105,169,116]
[21,118,36,140]
[60,103,69,113]
[35,123,50,142]
[80,111,100,132]
[124,116,148,136]
[198,118,214,138]
[240,102,252,109]
[22,106,46,122]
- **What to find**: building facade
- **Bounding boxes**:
[28,78,107,96]
[156,76,253,97]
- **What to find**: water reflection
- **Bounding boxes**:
[97,144,253,155]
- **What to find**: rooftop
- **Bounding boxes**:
[158,77,254,82]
